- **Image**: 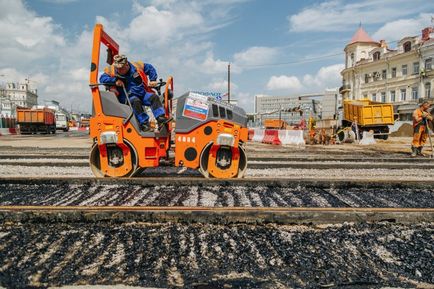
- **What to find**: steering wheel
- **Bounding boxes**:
[153,78,167,95]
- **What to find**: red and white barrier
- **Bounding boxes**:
[252,128,265,143]
[262,129,281,145]
[70,127,89,131]
[249,128,305,146]
[278,129,305,146]
[248,129,255,140]
[0,128,18,136]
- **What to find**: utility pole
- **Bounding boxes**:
[227,63,231,104]
[278,104,282,123]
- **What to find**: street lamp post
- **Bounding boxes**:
[227,63,231,104]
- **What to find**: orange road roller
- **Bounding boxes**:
[88,24,248,178]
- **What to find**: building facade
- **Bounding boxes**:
[0,82,38,117]
[322,88,341,119]
[340,26,434,120]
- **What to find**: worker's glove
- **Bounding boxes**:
[115,79,124,87]
[148,80,158,88]
[422,112,432,120]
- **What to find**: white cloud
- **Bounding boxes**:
[303,64,344,89]
[235,92,252,108]
[127,4,204,47]
[208,80,238,91]
[201,52,231,74]
[0,0,94,112]
[288,0,431,32]
[266,63,344,93]
[0,0,65,66]
[267,75,303,91]
[233,46,280,67]
[40,0,78,3]
[373,13,432,41]
[0,68,26,83]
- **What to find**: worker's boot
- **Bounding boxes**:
[157,115,173,130]
[417,147,424,156]
[411,146,417,157]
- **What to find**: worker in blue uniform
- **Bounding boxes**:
[100,54,170,132]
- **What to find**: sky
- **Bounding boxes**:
[0,0,433,113]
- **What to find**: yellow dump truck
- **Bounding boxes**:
[338,99,395,141]
[263,119,288,129]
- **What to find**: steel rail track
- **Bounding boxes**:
[0,154,87,160]
[1,205,433,224]
[2,176,434,186]
[1,153,431,163]
[2,160,434,170]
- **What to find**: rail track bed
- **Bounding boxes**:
[1,178,434,210]
[0,220,432,288]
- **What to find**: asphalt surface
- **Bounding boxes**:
[0,179,434,208]
[0,221,433,289]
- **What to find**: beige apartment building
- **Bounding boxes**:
[0,82,38,117]
[340,26,434,120]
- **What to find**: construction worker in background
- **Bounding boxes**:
[411,101,433,157]
[308,115,316,144]
[100,54,170,132]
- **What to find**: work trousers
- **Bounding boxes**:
[129,92,165,125]
[412,124,428,148]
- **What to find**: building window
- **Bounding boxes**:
[350,53,354,66]
[373,51,381,61]
[400,89,406,101]
[425,58,432,70]
[391,67,396,78]
[413,62,419,74]
[403,41,412,52]
[373,71,380,81]
[412,87,418,100]
[381,92,386,102]
[425,83,431,98]
[402,64,408,75]
[390,90,396,102]
[372,93,376,101]
[365,74,369,83]
[382,70,387,80]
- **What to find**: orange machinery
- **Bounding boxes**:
[263,119,287,129]
[16,107,56,134]
[88,24,248,178]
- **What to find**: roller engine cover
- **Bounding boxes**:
[174,91,247,133]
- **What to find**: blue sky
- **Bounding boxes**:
[0,0,433,113]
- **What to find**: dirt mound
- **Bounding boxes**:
[391,123,413,137]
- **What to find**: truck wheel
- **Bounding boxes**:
[337,129,345,142]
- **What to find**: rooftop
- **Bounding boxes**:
[348,27,378,45]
